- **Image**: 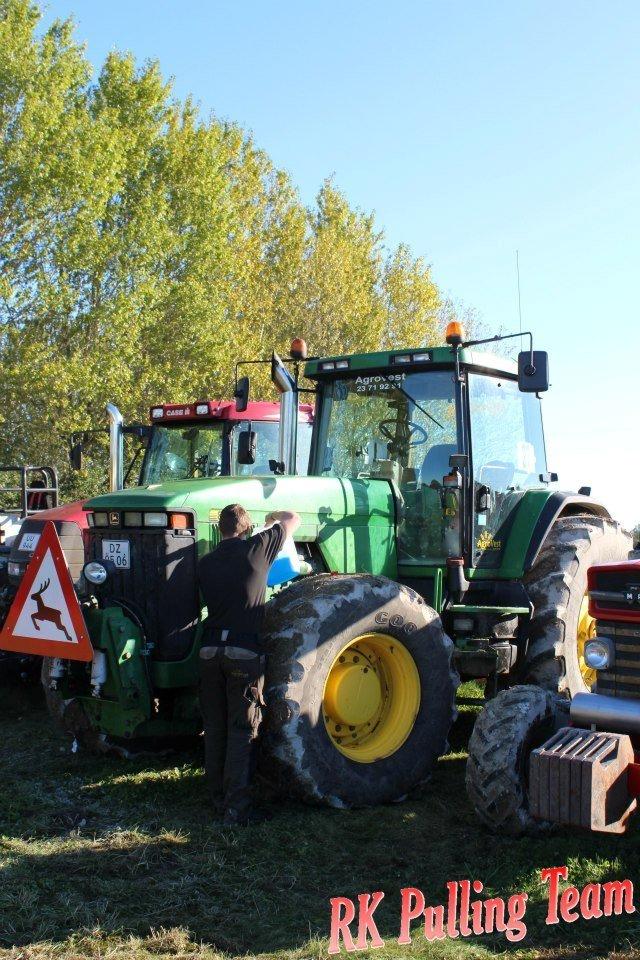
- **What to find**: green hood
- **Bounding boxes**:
[85,475,398,577]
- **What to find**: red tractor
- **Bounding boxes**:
[0,398,313,680]
[466,555,640,835]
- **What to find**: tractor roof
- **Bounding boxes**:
[148,400,314,424]
[304,345,518,379]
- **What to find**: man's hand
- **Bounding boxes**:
[265,510,301,538]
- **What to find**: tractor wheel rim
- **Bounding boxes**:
[322,633,421,763]
[577,594,597,689]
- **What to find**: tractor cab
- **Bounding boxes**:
[141,400,313,484]
[305,329,549,576]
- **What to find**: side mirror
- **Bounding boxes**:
[237,430,257,465]
[235,375,250,413]
[69,441,84,471]
[476,484,492,513]
[518,351,549,393]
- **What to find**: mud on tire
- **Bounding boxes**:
[260,573,458,807]
[466,685,565,835]
[523,516,631,697]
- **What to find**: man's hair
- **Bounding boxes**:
[219,503,252,538]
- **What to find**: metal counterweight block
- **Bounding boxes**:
[529,727,637,834]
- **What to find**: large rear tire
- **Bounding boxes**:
[261,574,458,807]
[523,516,631,696]
[466,685,564,835]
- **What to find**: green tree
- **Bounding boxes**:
[0,0,450,499]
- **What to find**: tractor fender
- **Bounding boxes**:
[522,492,612,573]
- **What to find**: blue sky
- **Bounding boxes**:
[43,1,640,526]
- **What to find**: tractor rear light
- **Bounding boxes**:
[93,512,109,527]
[151,407,164,419]
[124,512,143,527]
[195,403,208,415]
[143,512,168,527]
[335,360,350,369]
[168,512,191,530]
[320,361,335,371]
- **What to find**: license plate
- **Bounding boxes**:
[102,539,130,569]
[19,532,40,553]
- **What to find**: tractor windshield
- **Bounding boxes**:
[469,373,547,567]
[140,423,226,484]
[140,419,314,485]
[315,370,458,562]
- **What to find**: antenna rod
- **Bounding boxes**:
[516,249,523,343]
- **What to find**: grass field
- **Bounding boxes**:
[0,684,639,960]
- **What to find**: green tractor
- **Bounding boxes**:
[35,330,629,806]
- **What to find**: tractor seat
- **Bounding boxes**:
[420,444,457,488]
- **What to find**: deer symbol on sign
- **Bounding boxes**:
[30,579,73,642]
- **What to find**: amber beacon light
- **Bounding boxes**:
[445,321,464,345]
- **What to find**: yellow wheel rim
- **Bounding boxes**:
[322,633,421,763]
[577,594,597,689]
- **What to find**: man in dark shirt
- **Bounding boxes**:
[197,502,300,826]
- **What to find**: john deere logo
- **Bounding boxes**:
[477,531,501,551]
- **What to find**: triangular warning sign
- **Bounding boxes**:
[0,521,93,662]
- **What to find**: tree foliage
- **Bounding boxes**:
[0,0,445,497]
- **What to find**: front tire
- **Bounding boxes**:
[466,685,564,835]
[261,574,458,807]
[523,516,631,696]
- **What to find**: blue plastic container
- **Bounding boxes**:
[267,536,301,587]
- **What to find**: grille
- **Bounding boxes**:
[590,568,640,614]
[10,518,84,585]
[597,621,640,700]
[88,527,199,661]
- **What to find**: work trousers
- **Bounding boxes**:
[198,645,265,818]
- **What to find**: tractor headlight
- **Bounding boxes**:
[8,561,22,578]
[584,637,614,670]
[83,561,108,586]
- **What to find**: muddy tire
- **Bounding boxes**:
[260,574,458,807]
[466,685,564,835]
[523,516,631,696]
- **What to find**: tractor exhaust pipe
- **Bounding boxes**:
[571,692,640,736]
[106,403,124,492]
[271,352,297,475]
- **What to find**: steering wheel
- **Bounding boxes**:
[378,419,428,447]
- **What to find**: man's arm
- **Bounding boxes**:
[265,510,301,539]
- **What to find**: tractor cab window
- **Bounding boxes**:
[140,423,225,484]
[231,420,313,476]
[469,373,547,567]
[316,370,458,562]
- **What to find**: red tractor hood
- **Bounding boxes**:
[29,499,89,528]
